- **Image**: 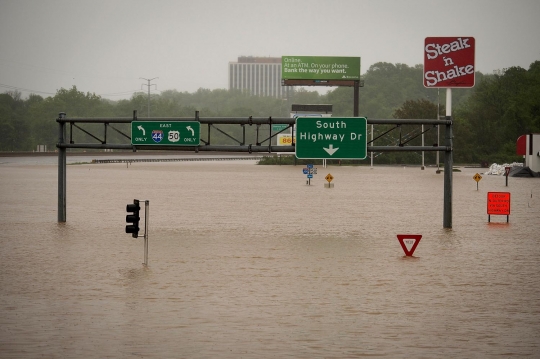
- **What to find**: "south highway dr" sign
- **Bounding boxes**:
[295,117,367,159]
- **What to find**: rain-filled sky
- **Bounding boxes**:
[1,0,539,99]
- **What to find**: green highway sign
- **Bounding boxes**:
[282,56,361,81]
[272,124,289,132]
[131,121,200,145]
[295,117,367,159]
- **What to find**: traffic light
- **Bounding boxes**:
[125,199,140,238]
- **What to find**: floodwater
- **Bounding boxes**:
[1,155,539,358]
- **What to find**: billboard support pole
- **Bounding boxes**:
[353,81,359,117]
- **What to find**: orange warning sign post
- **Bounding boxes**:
[487,192,510,222]
[397,234,422,257]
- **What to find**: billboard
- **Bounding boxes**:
[424,37,475,88]
[282,56,360,81]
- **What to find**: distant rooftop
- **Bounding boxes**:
[236,56,281,64]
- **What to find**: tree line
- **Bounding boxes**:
[1,61,538,165]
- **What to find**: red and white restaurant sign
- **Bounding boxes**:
[397,234,422,257]
[424,37,475,88]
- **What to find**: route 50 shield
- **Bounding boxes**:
[168,131,180,143]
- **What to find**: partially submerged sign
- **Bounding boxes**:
[473,173,482,190]
[324,173,334,188]
[397,234,422,257]
[487,192,511,222]
[303,164,317,185]
[487,192,511,215]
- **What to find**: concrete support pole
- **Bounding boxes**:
[443,90,453,228]
[58,113,67,222]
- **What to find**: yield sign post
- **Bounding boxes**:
[397,234,422,256]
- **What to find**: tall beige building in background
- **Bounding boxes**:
[228,56,292,98]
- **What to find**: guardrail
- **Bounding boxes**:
[91,156,264,164]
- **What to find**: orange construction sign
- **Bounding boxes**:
[487,192,511,215]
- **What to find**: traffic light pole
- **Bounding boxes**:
[143,200,149,266]
[126,199,149,266]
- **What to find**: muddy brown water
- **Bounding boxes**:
[1,157,539,358]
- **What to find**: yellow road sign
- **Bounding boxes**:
[325,173,334,183]
[473,173,482,182]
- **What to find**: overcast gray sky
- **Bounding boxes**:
[1,0,539,100]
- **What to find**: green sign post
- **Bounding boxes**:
[131,121,200,145]
[295,117,367,159]
[282,56,360,81]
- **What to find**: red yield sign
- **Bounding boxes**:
[397,234,422,257]
[424,37,475,88]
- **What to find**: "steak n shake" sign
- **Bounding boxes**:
[424,37,475,88]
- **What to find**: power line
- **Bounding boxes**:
[0,82,56,95]
[140,77,158,117]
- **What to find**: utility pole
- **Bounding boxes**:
[140,77,158,117]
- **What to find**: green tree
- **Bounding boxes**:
[0,91,32,151]
[453,62,540,164]
[1,60,537,160]
[389,98,444,165]
[25,86,113,149]
[324,62,474,119]
[393,98,443,119]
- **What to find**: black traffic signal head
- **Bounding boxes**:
[125,199,140,238]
